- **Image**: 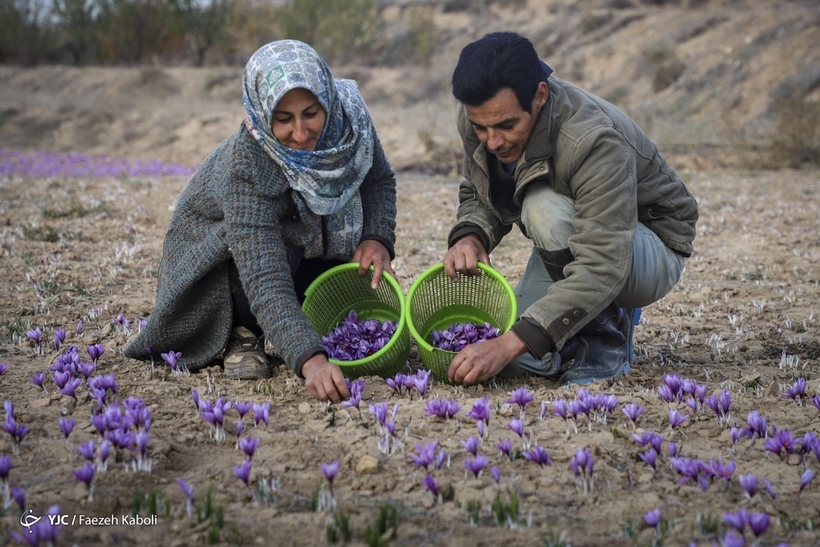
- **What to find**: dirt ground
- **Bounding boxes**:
[0,2,818,540]
[0,150,819,546]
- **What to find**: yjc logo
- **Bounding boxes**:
[20,508,41,534]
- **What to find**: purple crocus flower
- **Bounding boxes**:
[685,396,698,414]
[78,362,96,379]
[496,438,514,459]
[639,448,658,470]
[86,343,105,363]
[722,530,745,547]
[434,449,449,470]
[764,428,796,458]
[52,370,71,390]
[424,397,460,420]
[58,417,75,440]
[461,436,480,457]
[422,474,439,498]
[811,394,820,413]
[53,328,66,350]
[161,350,182,372]
[667,441,680,458]
[465,396,491,425]
[0,454,11,480]
[491,466,500,484]
[553,399,568,419]
[571,447,593,477]
[239,437,260,461]
[783,377,808,404]
[77,440,95,461]
[748,512,770,537]
[739,474,758,498]
[477,420,486,439]
[73,463,95,500]
[671,456,709,491]
[321,460,341,487]
[657,384,675,403]
[644,508,661,529]
[253,402,270,427]
[668,409,688,429]
[177,478,194,516]
[30,372,46,391]
[463,454,489,478]
[410,441,438,470]
[76,319,83,335]
[723,508,748,532]
[12,486,24,511]
[799,469,814,496]
[506,387,534,414]
[26,327,42,346]
[412,370,431,398]
[507,418,525,438]
[233,460,252,487]
[234,401,253,418]
[522,446,552,467]
[743,411,767,439]
[709,457,736,482]
[764,477,777,499]
[60,377,83,399]
[622,402,644,428]
[370,402,389,425]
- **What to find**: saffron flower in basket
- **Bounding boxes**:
[322,310,397,361]
[429,322,500,352]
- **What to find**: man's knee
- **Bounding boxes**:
[521,183,575,251]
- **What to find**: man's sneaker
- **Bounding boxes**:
[224,326,271,380]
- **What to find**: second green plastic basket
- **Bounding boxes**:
[406,263,517,383]
[302,263,410,379]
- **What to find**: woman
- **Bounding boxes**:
[125,40,397,403]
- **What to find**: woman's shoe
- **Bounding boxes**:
[223,326,271,379]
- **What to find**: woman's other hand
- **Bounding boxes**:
[352,240,395,289]
[302,354,349,403]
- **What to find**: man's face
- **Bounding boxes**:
[465,82,548,164]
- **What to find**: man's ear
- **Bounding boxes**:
[534,81,549,109]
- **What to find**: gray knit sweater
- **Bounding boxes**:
[125,124,397,376]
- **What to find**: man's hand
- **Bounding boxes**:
[447,331,527,385]
[352,240,395,289]
[443,234,491,281]
[302,354,350,403]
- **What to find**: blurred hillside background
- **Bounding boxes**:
[1,0,818,171]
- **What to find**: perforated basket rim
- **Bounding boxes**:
[302,263,407,369]
[405,262,517,355]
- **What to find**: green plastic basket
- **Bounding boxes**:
[302,263,410,379]
[406,263,517,383]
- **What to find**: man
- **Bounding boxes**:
[443,32,698,386]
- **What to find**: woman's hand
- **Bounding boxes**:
[302,354,349,403]
[443,234,491,281]
[352,239,395,289]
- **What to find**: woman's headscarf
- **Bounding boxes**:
[242,40,374,260]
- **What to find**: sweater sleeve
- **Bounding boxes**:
[221,146,325,377]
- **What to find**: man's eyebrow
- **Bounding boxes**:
[469,116,519,129]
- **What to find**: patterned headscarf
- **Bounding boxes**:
[242,40,374,259]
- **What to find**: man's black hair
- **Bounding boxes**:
[452,32,547,114]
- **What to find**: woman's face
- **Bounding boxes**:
[271,88,326,151]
